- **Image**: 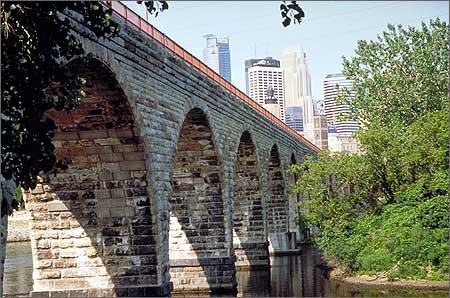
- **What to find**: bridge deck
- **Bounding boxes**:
[108,1,320,153]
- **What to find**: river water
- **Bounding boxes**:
[4,241,448,297]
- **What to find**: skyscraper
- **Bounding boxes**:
[203,34,231,82]
[245,57,285,121]
[323,73,359,153]
[310,99,328,150]
[280,47,314,134]
[323,73,359,134]
[285,106,304,132]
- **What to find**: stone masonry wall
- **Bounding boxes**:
[267,145,288,234]
[233,132,268,268]
[288,155,299,234]
[267,145,290,253]
[25,60,164,297]
[169,108,235,292]
[24,10,318,296]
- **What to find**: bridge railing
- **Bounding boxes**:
[108,1,320,153]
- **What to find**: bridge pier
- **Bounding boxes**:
[233,132,270,270]
[25,59,165,297]
[169,257,237,294]
[268,232,300,255]
[30,285,171,297]
[168,108,237,294]
[234,241,270,269]
[15,6,320,295]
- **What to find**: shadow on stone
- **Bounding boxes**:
[232,131,269,271]
[169,108,237,294]
[267,145,292,255]
[24,58,169,297]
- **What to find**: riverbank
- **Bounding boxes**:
[7,211,30,242]
[330,267,449,292]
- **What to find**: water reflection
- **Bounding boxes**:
[4,242,449,297]
[236,245,328,297]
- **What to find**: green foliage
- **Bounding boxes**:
[290,18,449,281]
[341,19,448,129]
[137,1,168,17]
[1,2,120,192]
[13,186,24,210]
[357,249,395,275]
[2,0,303,198]
[280,1,305,27]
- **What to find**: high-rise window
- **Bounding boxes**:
[323,73,359,135]
[202,34,231,82]
[280,47,313,133]
[245,57,285,122]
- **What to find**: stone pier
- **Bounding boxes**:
[22,4,318,296]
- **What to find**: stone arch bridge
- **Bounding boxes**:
[24,3,319,297]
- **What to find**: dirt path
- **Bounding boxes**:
[330,269,449,292]
[7,211,30,242]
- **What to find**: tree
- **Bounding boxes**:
[341,18,448,129]
[291,18,449,280]
[1,0,305,213]
[0,1,305,294]
[1,2,120,294]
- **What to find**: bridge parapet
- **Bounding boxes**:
[23,5,318,297]
[107,1,319,155]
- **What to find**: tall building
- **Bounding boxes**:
[280,47,314,134]
[245,57,280,94]
[315,99,326,116]
[285,106,304,132]
[246,57,285,121]
[310,99,328,150]
[323,73,358,134]
[262,86,282,120]
[323,73,359,153]
[203,34,231,82]
[312,115,328,150]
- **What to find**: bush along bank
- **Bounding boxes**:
[290,19,449,285]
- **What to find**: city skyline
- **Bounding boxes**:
[123,1,448,101]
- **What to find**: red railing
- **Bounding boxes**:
[109,1,320,153]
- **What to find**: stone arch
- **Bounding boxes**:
[266,144,289,254]
[288,153,300,249]
[169,107,236,293]
[232,131,268,269]
[23,57,162,297]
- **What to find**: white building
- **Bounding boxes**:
[246,57,285,121]
[280,47,314,135]
[323,73,359,153]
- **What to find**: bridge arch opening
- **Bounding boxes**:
[169,108,235,292]
[267,144,288,254]
[232,131,268,269]
[24,58,160,297]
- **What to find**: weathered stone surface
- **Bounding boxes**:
[25,9,316,297]
[233,132,268,268]
[28,59,157,297]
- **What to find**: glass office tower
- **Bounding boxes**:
[203,34,231,82]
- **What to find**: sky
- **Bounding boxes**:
[124,1,448,101]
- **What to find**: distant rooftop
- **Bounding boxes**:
[325,73,344,79]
